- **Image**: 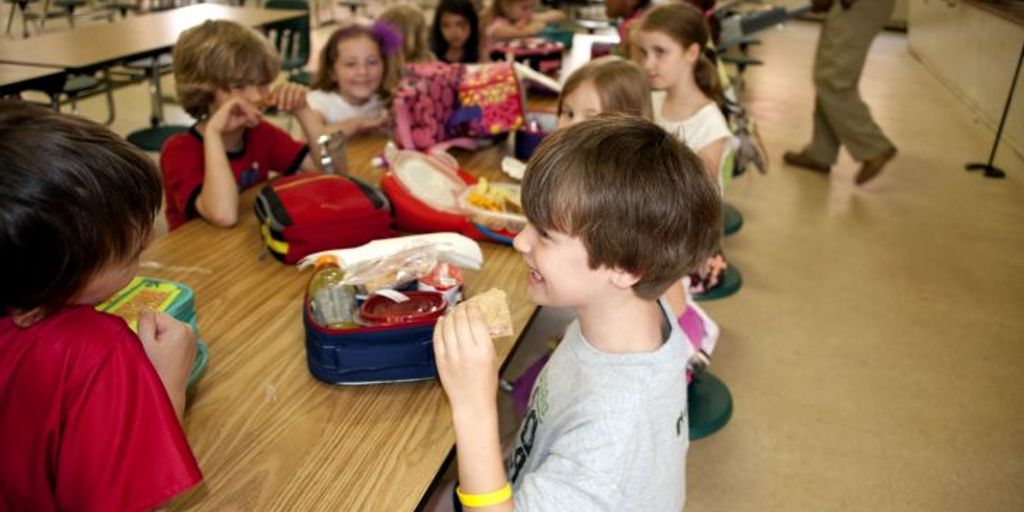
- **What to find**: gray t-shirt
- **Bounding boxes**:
[508,299,689,511]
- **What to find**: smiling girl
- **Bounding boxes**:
[309,23,402,137]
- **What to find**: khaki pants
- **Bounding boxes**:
[804,0,895,165]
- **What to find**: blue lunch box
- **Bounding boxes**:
[303,298,439,385]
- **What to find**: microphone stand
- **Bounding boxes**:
[966,40,1024,179]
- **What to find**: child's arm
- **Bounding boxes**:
[137,309,197,421]
[271,82,324,172]
[196,97,262,227]
[533,9,566,24]
[489,17,547,40]
[698,138,728,184]
[433,305,514,512]
[321,111,390,139]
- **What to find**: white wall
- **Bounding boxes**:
[909,0,1024,158]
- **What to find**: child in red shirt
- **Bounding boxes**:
[0,102,202,511]
[161,20,324,230]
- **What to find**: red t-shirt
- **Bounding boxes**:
[160,121,309,230]
[0,306,202,511]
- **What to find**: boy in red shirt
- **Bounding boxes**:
[161,20,324,230]
[0,102,202,511]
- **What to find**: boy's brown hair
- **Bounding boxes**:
[173,20,281,118]
[558,56,653,121]
[522,113,721,299]
[0,101,162,317]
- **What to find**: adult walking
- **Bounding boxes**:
[784,0,898,185]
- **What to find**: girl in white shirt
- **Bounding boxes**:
[633,2,732,189]
[309,22,401,137]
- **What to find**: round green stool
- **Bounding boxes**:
[127,125,188,152]
[688,371,733,440]
[724,202,743,236]
[694,265,742,302]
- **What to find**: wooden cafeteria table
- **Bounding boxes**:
[143,134,534,510]
[0,4,306,73]
[0,63,65,99]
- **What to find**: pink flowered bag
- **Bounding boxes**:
[392,61,525,152]
[392,61,465,151]
[455,62,525,137]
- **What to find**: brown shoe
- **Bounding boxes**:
[855,146,898,185]
[783,150,831,174]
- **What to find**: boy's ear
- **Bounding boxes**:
[608,266,642,290]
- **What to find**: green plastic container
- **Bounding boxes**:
[96,277,208,389]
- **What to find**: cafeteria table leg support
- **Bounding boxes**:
[101,68,115,125]
[6,2,14,34]
[148,59,164,126]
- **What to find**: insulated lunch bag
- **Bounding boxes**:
[254,172,394,264]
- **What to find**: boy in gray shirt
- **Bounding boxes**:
[433,114,722,511]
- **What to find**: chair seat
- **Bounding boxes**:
[724,202,743,236]
[127,125,188,152]
[288,70,311,86]
[688,371,733,440]
[64,74,98,94]
[126,53,174,70]
[693,265,742,302]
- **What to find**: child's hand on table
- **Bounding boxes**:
[433,304,499,413]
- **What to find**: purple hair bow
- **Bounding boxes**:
[371,20,403,57]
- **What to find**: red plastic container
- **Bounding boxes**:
[359,291,448,326]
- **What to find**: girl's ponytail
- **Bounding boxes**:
[695,46,725,106]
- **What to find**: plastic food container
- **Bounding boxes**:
[457,182,527,233]
[514,111,558,161]
[417,263,464,304]
[359,291,448,326]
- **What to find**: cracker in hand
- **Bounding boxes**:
[462,288,514,338]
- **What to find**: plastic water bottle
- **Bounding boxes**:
[317,132,348,175]
[308,255,357,328]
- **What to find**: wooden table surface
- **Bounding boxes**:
[144,134,537,510]
[0,4,306,72]
[0,63,65,96]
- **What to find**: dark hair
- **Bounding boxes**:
[522,113,722,299]
[637,2,725,106]
[431,0,481,63]
[0,101,162,317]
[172,20,280,118]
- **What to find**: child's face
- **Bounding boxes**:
[72,232,152,305]
[440,12,471,50]
[505,0,534,22]
[513,223,614,308]
[633,30,691,91]
[332,35,385,105]
[212,83,272,113]
[557,79,603,129]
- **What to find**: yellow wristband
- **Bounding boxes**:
[456,483,512,508]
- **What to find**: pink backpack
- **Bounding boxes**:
[392,61,525,153]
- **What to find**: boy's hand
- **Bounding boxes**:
[138,309,196,417]
[270,82,310,114]
[433,304,499,414]
[207,97,262,135]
